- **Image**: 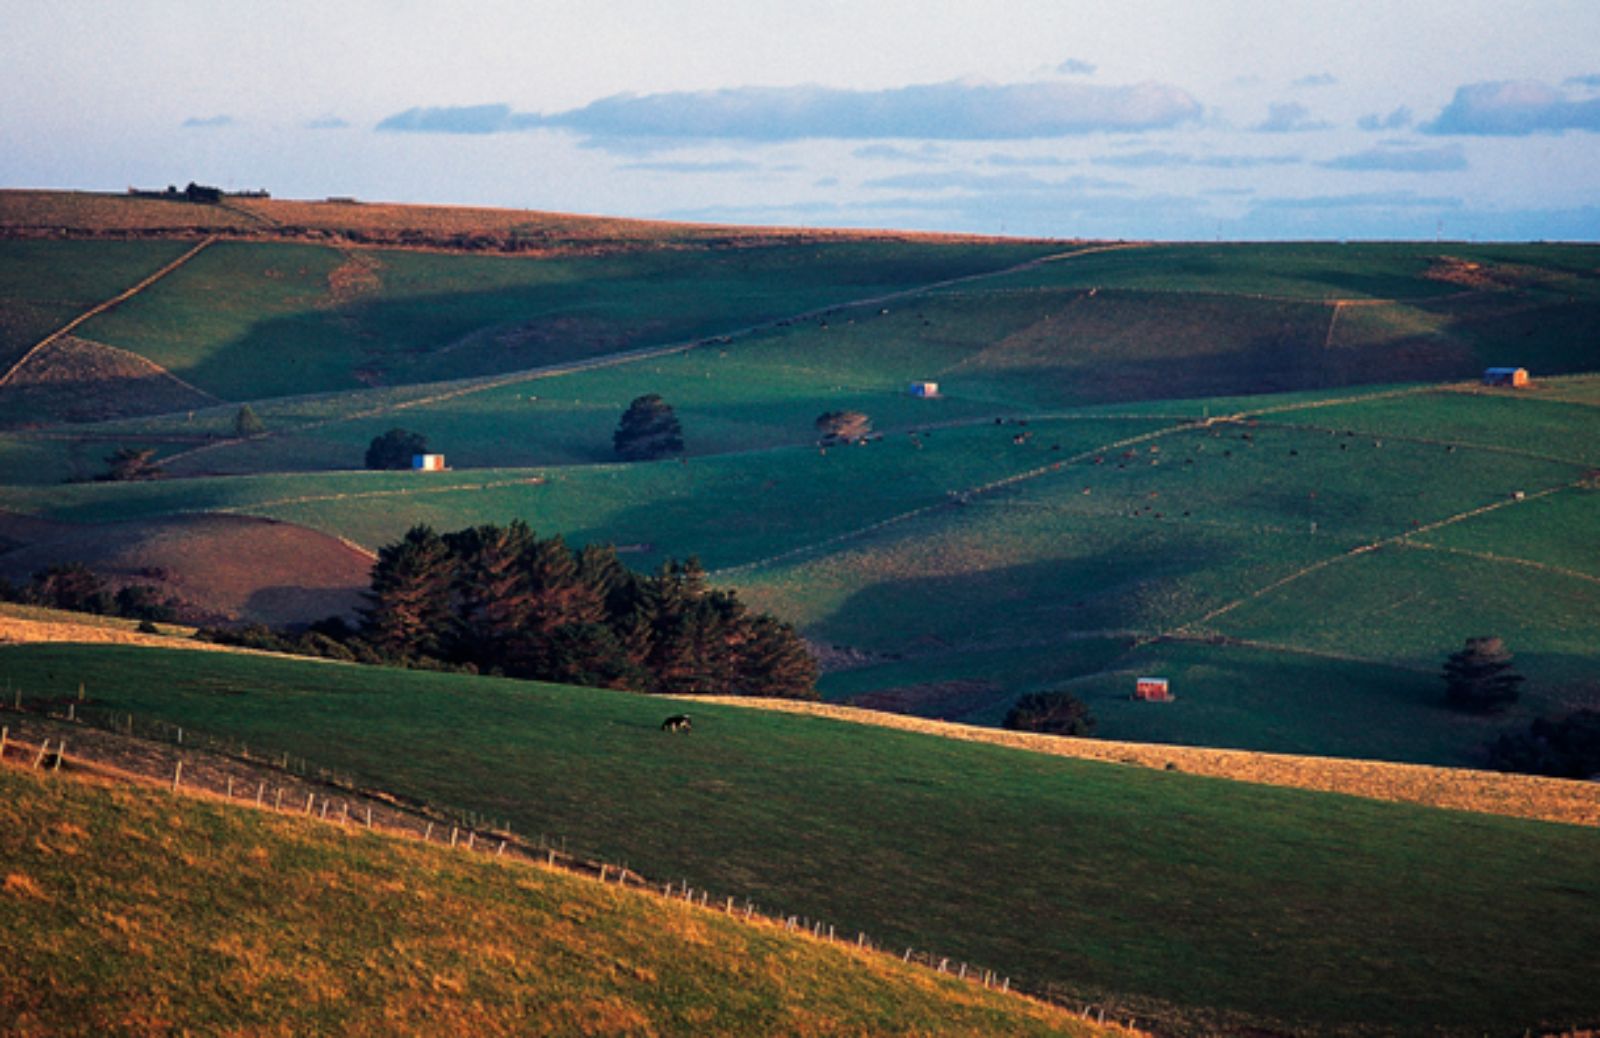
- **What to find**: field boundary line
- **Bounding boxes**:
[0,719,1118,1032]
[156,243,1146,468]
[0,236,218,389]
[714,420,1195,576]
[208,475,549,515]
[1171,480,1580,637]
[8,334,227,404]
[679,695,1600,827]
[1398,536,1600,587]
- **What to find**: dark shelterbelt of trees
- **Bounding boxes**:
[361,521,817,699]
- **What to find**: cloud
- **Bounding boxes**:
[181,115,233,128]
[306,116,349,130]
[1357,106,1413,131]
[1254,102,1332,133]
[1320,143,1466,172]
[984,153,1076,168]
[1058,59,1097,76]
[1564,74,1600,90]
[1252,191,1461,210]
[1092,150,1300,169]
[376,103,538,134]
[863,170,1128,193]
[851,143,946,163]
[620,159,760,173]
[1293,73,1338,88]
[1424,80,1600,135]
[376,79,1203,142]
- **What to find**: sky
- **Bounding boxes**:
[4,0,1600,241]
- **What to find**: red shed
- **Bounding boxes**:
[1134,677,1173,702]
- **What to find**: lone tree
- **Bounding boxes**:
[365,428,428,471]
[1443,635,1524,713]
[98,447,163,482]
[1003,690,1096,737]
[815,410,872,445]
[233,404,265,438]
[613,394,684,461]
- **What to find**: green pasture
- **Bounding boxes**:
[67,239,1054,401]
[1272,387,1600,465]
[1414,485,1600,579]
[956,240,1600,301]
[3,643,1598,1036]
[0,767,1090,1038]
[0,240,191,370]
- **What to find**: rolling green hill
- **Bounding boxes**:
[2,192,1598,766]
[2,643,1598,1036]
[0,762,1097,1038]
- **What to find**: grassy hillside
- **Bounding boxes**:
[0,764,1096,1038]
[2,380,1597,763]
[1,192,1597,763]
[3,643,1599,1036]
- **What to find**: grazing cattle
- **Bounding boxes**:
[661,714,692,733]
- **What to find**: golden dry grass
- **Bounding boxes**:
[0,189,1033,255]
[687,695,1600,827]
[0,762,1110,1038]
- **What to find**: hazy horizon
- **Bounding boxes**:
[4,0,1599,241]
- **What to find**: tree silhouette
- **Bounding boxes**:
[1443,636,1524,713]
[613,394,684,460]
[365,428,427,470]
[1004,691,1096,737]
[815,410,872,445]
[233,404,265,437]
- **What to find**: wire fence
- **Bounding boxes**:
[0,687,1149,1034]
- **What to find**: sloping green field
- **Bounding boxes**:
[2,215,1598,764]
[2,644,1597,1037]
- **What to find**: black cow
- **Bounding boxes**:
[660,714,692,733]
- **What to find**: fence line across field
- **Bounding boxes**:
[0,690,1145,1033]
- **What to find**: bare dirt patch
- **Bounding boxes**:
[0,335,217,425]
[1423,256,1539,292]
[0,513,370,626]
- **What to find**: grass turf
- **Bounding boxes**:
[2,643,1598,1036]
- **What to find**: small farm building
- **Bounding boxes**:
[1483,367,1529,387]
[412,453,447,472]
[908,381,939,398]
[1134,677,1173,702]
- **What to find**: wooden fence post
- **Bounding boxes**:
[1,725,8,761]
[53,740,65,771]
[365,806,372,828]
[497,840,505,857]
[173,760,182,791]
[423,821,433,841]
[275,788,283,811]
[33,739,50,769]
[450,827,458,847]
[256,783,265,806]
[226,776,234,798]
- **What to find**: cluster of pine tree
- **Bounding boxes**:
[361,521,818,698]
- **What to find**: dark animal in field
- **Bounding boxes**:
[661,714,692,733]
